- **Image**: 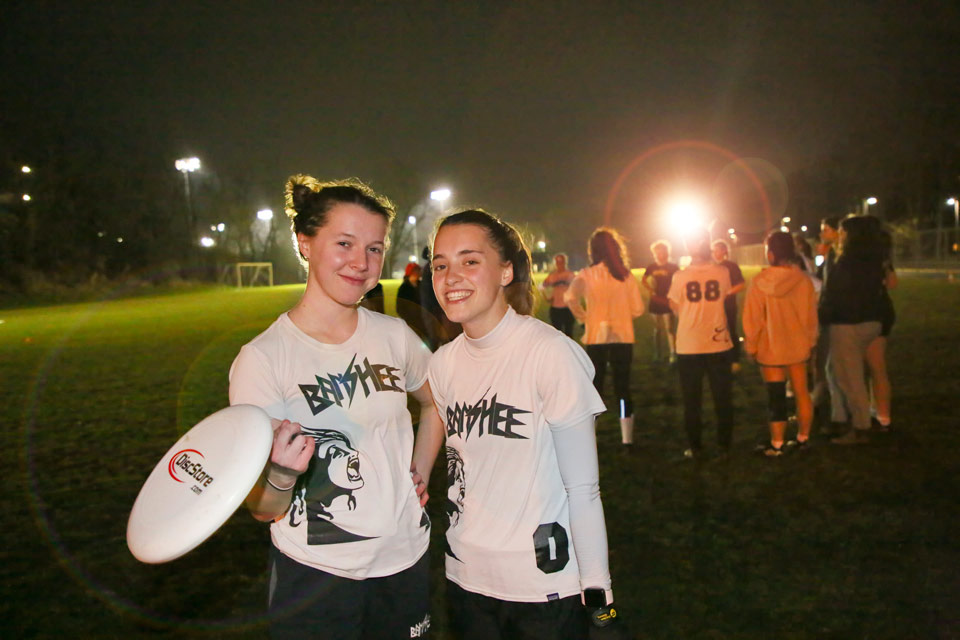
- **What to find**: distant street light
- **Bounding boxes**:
[862,196,878,216]
[408,214,419,256]
[800,225,808,232]
[781,216,791,224]
[257,208,273,221]
[200,236,215,248]
[948,198,959,231]
[21,166,31,174]
[175,156,201,245]
[537,240,546,250]
[216,222,225,232]
[430,188,452,203]
[22,194,31,202]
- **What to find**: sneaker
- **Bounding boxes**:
[831,429,869,445]
[785,438,810,452]
[762,443,785,457]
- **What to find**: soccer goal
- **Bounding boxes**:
[231,262,274,287]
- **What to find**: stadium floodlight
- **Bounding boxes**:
[866,197,878,205]
[175,157,201,173]
[216,223,225,232]
[430,188,451,202]
[22,194,31,202]
[200,236,215,248]
[663,193,709,234]
[257,208,273,221]
[21,165,31,173]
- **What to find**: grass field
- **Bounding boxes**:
[3,273,959,639]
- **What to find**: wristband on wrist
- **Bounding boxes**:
[267,476,296,491]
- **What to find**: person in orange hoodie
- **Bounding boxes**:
[742,231,819,456]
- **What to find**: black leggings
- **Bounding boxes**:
[677,351,734,450]
[585,343,633,416]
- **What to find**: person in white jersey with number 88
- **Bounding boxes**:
[413,209,628,639]
[668,228,735,459]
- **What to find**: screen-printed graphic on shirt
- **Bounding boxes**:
[298,353,404,415]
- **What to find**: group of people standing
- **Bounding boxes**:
[226,172,896,639]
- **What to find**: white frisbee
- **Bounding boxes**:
[127,404,273,564]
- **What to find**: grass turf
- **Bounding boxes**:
[2,273,959,638]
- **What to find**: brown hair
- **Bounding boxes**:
[589,227,631,281]
[433,209,536,316]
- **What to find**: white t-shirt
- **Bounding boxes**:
[428,307,608,602]
[228,307,431,579]
[667,262,733,355]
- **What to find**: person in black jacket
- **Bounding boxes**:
[818,215,887,444]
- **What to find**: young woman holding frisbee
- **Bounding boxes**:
[229,175,440,639]
[414,209,624,639]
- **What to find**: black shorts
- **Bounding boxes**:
[268,546,431,640]
[447,580,588,640]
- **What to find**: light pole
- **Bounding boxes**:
[862,196,877,216]
[175,157,201,245]
[407,214,418,261]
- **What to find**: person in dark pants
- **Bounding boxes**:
[668,230,735,459]
[711,240,745,372]
[541,253,576,336]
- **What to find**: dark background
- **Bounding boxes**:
[3,1,960,279]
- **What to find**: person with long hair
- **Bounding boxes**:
[414,209,624,639]
[641,240,679,363]
[819,214,887,444]
[565,228,645,446]
[742,231,819,456]
[229,175,440,639]
[668,229,735,459]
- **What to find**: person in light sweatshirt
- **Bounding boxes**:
[742,231,819,456]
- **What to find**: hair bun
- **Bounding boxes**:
[284,174,322,219]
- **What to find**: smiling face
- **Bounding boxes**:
[297,203,387,308]
[431,223,513,338]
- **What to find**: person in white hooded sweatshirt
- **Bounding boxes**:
[742,231,819,456]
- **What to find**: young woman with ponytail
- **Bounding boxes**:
[413,210,625,639]
[229,175,440,639]
[565,228,645,446]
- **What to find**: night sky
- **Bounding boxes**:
[5,1,960,244]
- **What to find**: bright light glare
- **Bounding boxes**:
[408,215,416,225]
[22,194,31,202]
[430,188,451,202]
[175,157,201,173]
[780,226,789,232]
[727,228,735,235]
[815,255,825,267]
[782,216,791,223]
[116,237,123,243]
[537,241,546,250]
[216,222,225,232]
[948,198,957,206]
[801,225,808,232]
[21,166,31,173]
[664,195,709,233]
[257,208,273,221]
[408,254,417,263]
[200,236,215,248]
[866,197,878,205]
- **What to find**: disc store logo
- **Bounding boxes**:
[168,449,216,494]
